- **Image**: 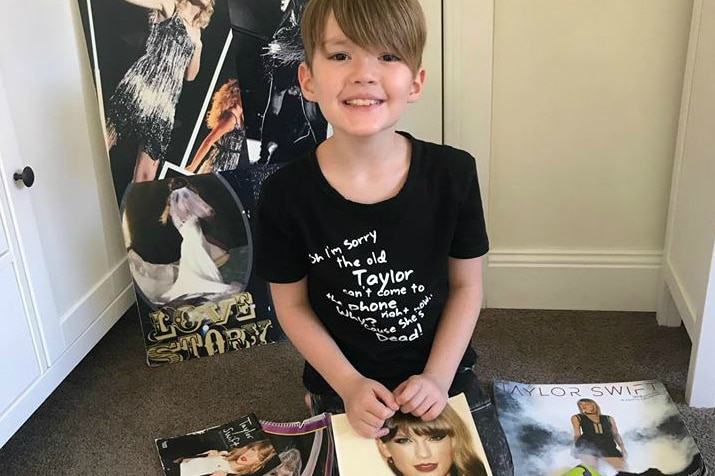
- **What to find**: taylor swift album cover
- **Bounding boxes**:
[493,379,707,476]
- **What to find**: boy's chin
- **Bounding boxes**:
[330,124,400,139]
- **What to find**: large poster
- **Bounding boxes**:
[78,0,327,365]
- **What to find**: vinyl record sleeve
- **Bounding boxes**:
[493,379,707,476]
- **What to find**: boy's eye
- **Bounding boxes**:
[380,54,401,62]
[328,52,349,61]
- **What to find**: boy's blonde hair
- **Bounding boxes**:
[300,0,426,75]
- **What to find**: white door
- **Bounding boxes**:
[0,73,62,366]
[0,71,59,446]
[0,1,129,365]
[0,1,133,447]
[0,147,44,434]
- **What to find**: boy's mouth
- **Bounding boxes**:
[344,98,382,106]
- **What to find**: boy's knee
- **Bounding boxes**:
[450,367,491,411]
[308,392,345,415]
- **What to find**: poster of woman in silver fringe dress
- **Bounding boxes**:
[79,0,230,198]
[105,0,215,183]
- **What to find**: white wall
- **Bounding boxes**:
[485,0,693,310]
[397,0,443,144]
[444,0,494,217]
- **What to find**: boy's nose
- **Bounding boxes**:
[350,56,378,84]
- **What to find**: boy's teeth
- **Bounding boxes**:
[346,99,379,106]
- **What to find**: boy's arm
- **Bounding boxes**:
[269,279,399,438]
[394,256,483,420]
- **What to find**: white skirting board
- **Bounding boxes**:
[485,250,662,311]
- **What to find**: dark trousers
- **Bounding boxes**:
[309,367,514,476]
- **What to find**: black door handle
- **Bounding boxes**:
[13,166,35,187]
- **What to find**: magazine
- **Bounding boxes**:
[261,413,337,476]
[156,413,281,476]
[331,393,494,476]
[155,393,493,476]
[493,379,707,476]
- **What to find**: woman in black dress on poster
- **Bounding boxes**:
[105,0,215,183]
[571,398,627,471]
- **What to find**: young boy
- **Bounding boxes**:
[257,0,512,473]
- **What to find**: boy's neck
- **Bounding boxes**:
[315,129,412,205]
[318,129,407,170]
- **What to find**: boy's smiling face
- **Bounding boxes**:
[298,12,425,140]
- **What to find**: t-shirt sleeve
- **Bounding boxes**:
[449,153,489,259]
[255,174,308,283]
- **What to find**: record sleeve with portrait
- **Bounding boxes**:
[493,379,707,476]
[156,413,282,476]
[331,394,493,476]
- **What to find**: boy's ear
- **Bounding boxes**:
[407,68,426,103]
[298,62,318,102]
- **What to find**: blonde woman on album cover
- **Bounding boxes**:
[187,79,248,173]
[571,398,627,471]
[377,404,488,476]
[105,0,215,183]
[176,439,278,476]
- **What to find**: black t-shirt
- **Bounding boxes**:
[256,132,489,393]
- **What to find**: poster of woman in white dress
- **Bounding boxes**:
[122,174,277,365]
[124,176,245,305]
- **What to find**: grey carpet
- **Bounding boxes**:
[0,308,712,475]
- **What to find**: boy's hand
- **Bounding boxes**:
[394,374,449,421]
[341,377,399,439]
